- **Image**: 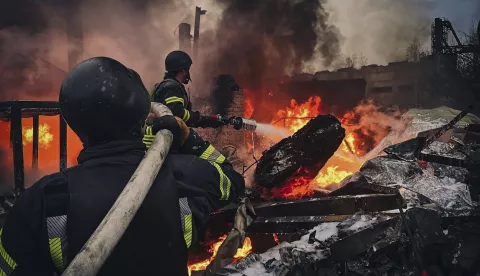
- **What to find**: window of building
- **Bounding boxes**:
[371,86,393,93]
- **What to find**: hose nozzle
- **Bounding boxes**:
[230,117,257,131]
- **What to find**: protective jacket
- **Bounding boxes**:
[0,130,244,276]
[151,77,202,127]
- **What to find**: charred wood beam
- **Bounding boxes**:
[207,194,400,235]
[254,115,345,188]
[419,153,480,172]
[250,194,399,217]
[0,100,60,109]
[32,115,39,170]
[0,101,60,121]
[329,178,399,197]
[330,217,399,261]
[10,103,24,196]
[247,215,350,234]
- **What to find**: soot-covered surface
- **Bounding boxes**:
[254,115,345,188]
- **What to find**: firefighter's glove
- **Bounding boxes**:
[197,115,225,129]
[143,115,190,151]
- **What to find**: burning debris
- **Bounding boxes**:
[191,105,480,276]
[254,114,345,190]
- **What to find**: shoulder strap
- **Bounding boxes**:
[43,170,73,274]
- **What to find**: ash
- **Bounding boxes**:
[225,223,341,276]
[421,141,467,159]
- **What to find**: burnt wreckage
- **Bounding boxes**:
[1,101,480,276]
[202,108,480,276]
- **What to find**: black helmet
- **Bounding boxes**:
[165,50,192,72]
[59,57,150,146]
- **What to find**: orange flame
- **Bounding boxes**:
[273,234,280,245]
[275,96,321,133]
[268,96,363,199]
[22,123,54,148]
[243,89,255,119]
[0,116,83,187]
[188,235,252,275]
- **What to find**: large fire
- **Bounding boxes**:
[188,235,252,275]
[275,96,322,133]
[0,115,83,187]
[264,96,368,199]
[22,123,54,148]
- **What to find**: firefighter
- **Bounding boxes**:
[151,50,225,128]
[0,57,245,276]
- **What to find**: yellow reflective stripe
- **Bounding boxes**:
[211,162,231,201]
[182,109,191,122]
[179,198,193,249]
[49,238,63,271]
[0,229,17,273]
[46,216,68,272]
[215,154,226,164]
[165,96,185,105]
[0,267,6,276]
[184,214,193,248]
[143,126,155,149]
[199,145,215,160]
[199,145,226,164]
[146,125,153,136]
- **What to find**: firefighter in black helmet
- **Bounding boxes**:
[0,57,244,276]
[151,50,224,128]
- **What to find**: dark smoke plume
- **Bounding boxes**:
[199,0,341,117]
[210,74,240,115]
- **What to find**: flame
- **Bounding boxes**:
[340,132,358,155]
[273,234,280,245]
[243,89,255,119]
[188,235,252,275]
[0,115,83,188]
[22,123,54,148]
[312,166,353,188]
[267,96,365,199]
[275,96,321,133]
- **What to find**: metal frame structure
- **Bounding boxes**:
[0,100,67,195]
[432,18,480,55]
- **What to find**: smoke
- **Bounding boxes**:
[210,74,240,115]
[341,99,406,155]
[0,0,212,102]
[199,0,341,95]
[323,0,434,67]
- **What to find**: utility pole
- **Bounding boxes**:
[193,6,207,61]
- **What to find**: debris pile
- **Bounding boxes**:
[201,108,480,276]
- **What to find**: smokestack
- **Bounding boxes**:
[66,2,84,70]
[178,23,192,52]
[193,6,206,60]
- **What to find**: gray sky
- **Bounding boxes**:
[429,0,480,33]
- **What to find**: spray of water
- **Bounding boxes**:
[255,123,292,139]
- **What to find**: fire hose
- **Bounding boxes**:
[62,103,173,276]
[204,114,257,131]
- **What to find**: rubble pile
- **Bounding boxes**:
[204,108,480,276]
